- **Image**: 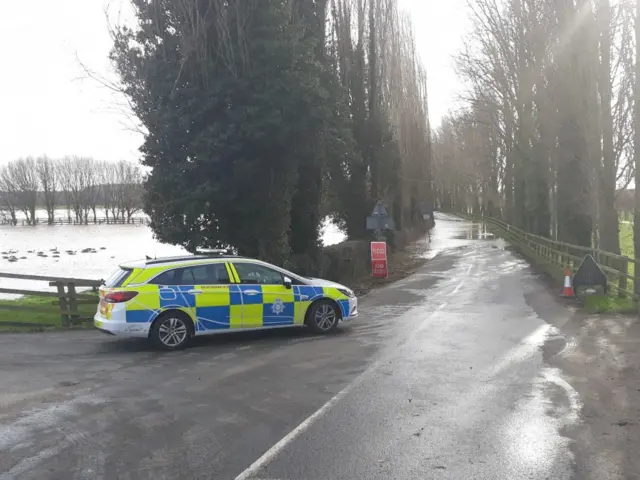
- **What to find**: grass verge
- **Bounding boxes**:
[619,221,634,258]
[0,295,97,332]
[583,293,638,314]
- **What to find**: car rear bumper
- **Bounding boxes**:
[93,314,150,338]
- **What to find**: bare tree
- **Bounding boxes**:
[0,166,18,225]
[441,0,636,249]
[78,157,102,223]
[58,156,91,224]
[36,156,58,224]
[5,158,40,225]
[329,0,433,233]
[117,161,143,222]
[57,157,75,222]
[634,0,640,294]
[101,161,120,223]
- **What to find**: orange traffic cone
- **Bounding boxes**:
[562,267,574,297]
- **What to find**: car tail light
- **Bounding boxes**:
[104,291,138,303]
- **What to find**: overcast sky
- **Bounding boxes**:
[0,0,468,164]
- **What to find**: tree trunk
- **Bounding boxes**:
[634,0,640,294]
[556,0,593,247]
[598,0,620,254]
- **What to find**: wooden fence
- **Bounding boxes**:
[0,216,149,226]
[0,272,102,327]
[454,213,638,299]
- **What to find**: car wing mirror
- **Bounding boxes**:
[283,276,292,289]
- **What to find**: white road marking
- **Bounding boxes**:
[234,384,354,480]
[450,281,464,295]
[235,302,448,480]
[448,261,474,296]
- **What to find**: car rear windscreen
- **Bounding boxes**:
[104,268,133,288]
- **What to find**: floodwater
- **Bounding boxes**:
[420,213,506,259]
[0,218,345,297]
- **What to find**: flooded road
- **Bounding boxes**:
[0,213,616,479]
[238,214,577,480]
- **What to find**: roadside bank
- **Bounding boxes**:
[546,307,640,480]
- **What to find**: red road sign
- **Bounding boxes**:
[372,259,388,278]
[371,241,387,261]
[371,242,388,278]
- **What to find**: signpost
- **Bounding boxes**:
[366,201,393,278]
[370,241,388,278]
[572,254,608,295]
[420,202,435,229]
[366,201,395,241]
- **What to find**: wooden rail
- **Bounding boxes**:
[0,272,102,327]
[453,213,638,299]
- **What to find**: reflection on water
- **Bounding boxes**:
[0,218,345,298]
[421,213,505,259]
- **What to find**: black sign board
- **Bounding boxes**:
[572,254,608,294]
[372,201,389,217]
[366,201,395,231]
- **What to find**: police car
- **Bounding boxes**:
[94,251,358,350]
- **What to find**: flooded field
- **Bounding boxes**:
[0,218,345,297]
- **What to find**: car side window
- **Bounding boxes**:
[149,264,230,286]
[149,269,178,286]
[180,264,230,285]
[233,263,284,285]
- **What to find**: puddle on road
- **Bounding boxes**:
[411,213,507,260]
[487,323,580,480]
[453,223,497,241]
[501,366,579,480]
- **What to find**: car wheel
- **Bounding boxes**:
[150,311,193,350]
[307,300,340,334]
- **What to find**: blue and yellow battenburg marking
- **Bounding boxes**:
[119,282,350,333]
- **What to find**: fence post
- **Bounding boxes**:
[67,283,79,323]
[619,257,629,298]
[55,282,69,326]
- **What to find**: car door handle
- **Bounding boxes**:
[187,289,203,295]
[244,289,260,295]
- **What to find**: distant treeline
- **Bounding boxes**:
[0,157,144,225]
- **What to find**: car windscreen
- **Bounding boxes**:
[103,268,133,288]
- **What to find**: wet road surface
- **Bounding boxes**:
[0,214,607,479]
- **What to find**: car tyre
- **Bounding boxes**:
[150,311,193,351]
[307,300,340,334]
